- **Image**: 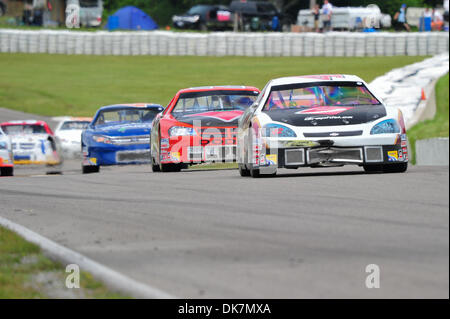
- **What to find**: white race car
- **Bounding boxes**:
[54,117,92,158]
[0,127,14,176]
[237,74,408,177]
[0,120,62,166]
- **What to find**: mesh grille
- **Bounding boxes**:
[116,151,151,163]
[285,149,305,165]
[365,147,383,162]
[308,148,363,164]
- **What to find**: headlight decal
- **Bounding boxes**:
[261,124,297,138]
[370,119,400,135]
[169,126,197,137]
[93,135,112,144]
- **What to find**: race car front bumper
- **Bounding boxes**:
[160,136,237,164]
[85,144,151,166]
[252,134,408,173]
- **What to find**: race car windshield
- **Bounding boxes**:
[60,121,90,130]
[94,108,159,126]
[173,91,258,114]
[1,124,47,135]
[263,82,380,111]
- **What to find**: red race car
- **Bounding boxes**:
[151,86,260,172]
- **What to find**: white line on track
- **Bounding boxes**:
[0,216,175,299]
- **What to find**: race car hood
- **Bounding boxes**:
[9,134,50,143]
[173,110,244,127]
[262,105,386,127]
[93,123,152,136]
[56,130,83,141]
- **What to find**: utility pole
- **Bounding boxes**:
[310,0,317,10]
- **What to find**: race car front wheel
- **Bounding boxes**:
[238,164,250,177]
[82,165,100,174]
[160,163,182,172]
[151,157,161,172]
[250,166,260,178]
[0,167,13,176]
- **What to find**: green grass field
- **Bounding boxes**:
[0,54,426,117]
[407,73,449,164]
[0,226,126,298]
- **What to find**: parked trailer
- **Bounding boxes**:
[297,4,391,31]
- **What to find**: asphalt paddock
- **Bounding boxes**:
[0,160,448,298]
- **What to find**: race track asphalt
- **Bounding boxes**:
[0,108,448,298]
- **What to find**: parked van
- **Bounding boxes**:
[67,0,103,27]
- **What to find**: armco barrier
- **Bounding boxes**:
[0,29,448,56]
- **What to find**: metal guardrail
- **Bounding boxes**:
[0,29,448,56]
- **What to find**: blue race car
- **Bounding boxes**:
[81,103,164,174]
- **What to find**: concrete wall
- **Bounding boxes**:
[416,138,449,166]
[0,29,449,56]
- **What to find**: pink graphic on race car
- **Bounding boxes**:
[184,110,244,122]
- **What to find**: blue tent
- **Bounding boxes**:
[107,6,158,31]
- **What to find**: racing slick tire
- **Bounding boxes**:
[160,163,182,172]
[382,162,408,173]
[82,165,100,174]
[151,157,161,172]
[238,163,250,176]
[250,166,260,178]
[0,167,13,176]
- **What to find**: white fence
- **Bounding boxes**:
[0,29,448,56]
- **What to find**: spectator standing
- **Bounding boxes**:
[312,4,320,32]
[322,0,333,32]
[394,4,411,31]
[432,8,444,30]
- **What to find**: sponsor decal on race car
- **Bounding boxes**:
[387,151,399,162]
[304,115,354,121]
[161,138,170,149]
[265,154,278,166]
[281,140,321,148]
[296,106,353,116]
[170,151,181,162]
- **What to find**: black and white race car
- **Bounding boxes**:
[237,74,409,177]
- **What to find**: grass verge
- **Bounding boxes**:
[407,73,449,164]
[0,54,426,117]
[0,225,126,298]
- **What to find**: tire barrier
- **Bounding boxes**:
[0,29,448,57]
[369,53,449,126]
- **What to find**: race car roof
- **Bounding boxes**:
[98,103,164,111]
[177,86,260,94]
[269,74,365,87]
[0,120,50,126]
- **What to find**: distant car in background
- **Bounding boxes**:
[0,120,62,166]
[67,0,103,27]
[172,4,233,31]
[54,117,92,158]
[229,0,290,31]
[0,127,14,176]
[297,4,391,31]
[81,103,164,174]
